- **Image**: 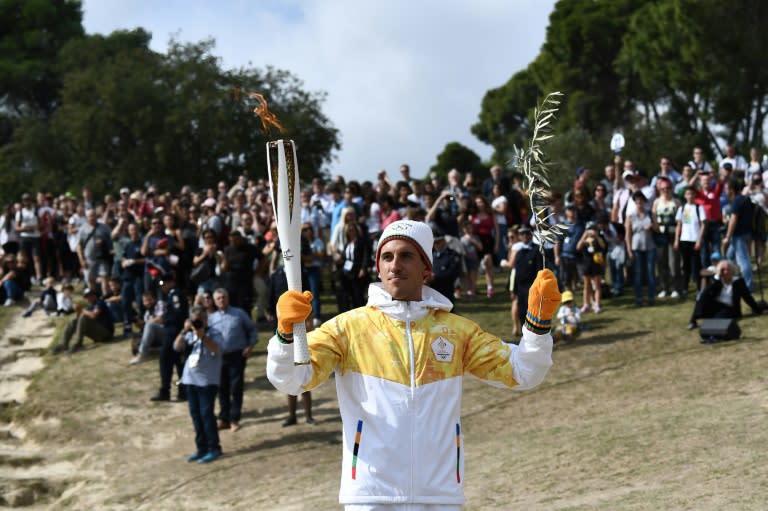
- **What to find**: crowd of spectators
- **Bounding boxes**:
[1,144,767,447]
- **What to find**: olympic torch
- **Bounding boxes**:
[267,140,310,365]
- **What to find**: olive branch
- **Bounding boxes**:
[514,91,566,265]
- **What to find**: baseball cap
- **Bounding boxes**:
[518,225,532,234]
[375,220,433,272]
[202,198,216,208]
[622,170,634,179]
[575,166,586,177]
[119,187,130,195]
[722,162,733,171]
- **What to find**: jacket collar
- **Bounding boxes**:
[366,282,453,321]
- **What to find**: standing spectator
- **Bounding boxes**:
[338,223,368,312]
[301,223,325,327]
[491,184,509,264]
[512,226,544,335]
[76,209,113,294]
[554,205,584,294]
[150,273,188,402]
[191,228,222,294]
[745,173,768,267]
[482,164,509,199]
[141,217,173,295]
[470,195,500,298]
[209,288,257,432]
[426,190,460,238]
[722,179,754,291]
[52,287,114,354]
[650,157,683,190]
[746,147,764,182]
[175,306,224,464]
[720,143,748,179]
[589,183,611,219]
[688,146,713,173]
[266,267,315,427]
[674,187,706,297]
[459,221,482,300]
[576,221,606,313]
[16,193,43,284]
[378,195,401,231]
[428,229,462,309]
[0,204,20,255]
[691,169,726,270]
[626,192,656,307]
[652,178,681,298]
[120,222,145,326]
[220,230,258,313]
[600,164,617,207]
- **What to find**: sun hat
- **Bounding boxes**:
[561,290,574,302]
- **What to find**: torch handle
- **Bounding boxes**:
[283,253,310,365]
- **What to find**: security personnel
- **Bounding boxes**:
[151,272,189,401]
[429,228,462,309]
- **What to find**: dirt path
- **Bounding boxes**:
[0,310,78,508]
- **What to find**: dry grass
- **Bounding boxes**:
[4,272,768,510]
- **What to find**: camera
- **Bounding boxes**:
[192,319,204,329]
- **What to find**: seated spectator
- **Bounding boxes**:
[687,260,767,332]
[556,290,582,342]
[103,276,132,339]
[129,291,166,365]
[57,283,75,316]
[21,276,58,317]
[0,253,24,306]
[52,287,114,354]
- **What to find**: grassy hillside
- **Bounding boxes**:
[3,272,767,510]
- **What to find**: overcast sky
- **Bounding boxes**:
[82,0,556,182]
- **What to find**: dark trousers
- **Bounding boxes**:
[121,276,143,325]
[691,297,737,322]
[159,327,183,396]
[188,384,221,455]
[218,351,246,423]
[61,315,112,348]
[679,241,702,292]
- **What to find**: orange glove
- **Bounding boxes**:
[276,290,313,335]
[525,269,561,334]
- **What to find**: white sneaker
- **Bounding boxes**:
[3,298,14,307]
[129,354,147,365]
[657,291,667,298]
[670,290,679,299]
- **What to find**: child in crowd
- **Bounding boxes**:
[21,277,58,317]
[459,222,482,300]
[556,290,582,341]
[57,284,75,316]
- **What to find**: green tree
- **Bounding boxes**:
[3,31,340,202]
[429,142,483,181]
[0,0,84,118]
[619,0,768,154]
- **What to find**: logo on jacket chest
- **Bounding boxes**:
[431,336,455,363]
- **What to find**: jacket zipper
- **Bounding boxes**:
[405,301,415,500]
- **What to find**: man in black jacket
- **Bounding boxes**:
[688,260,767,337]
[429,230,462,309]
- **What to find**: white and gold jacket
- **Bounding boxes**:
[267,283,553,506]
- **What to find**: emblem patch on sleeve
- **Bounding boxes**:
[431,336,455,363]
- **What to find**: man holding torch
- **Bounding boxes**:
[267,219,559,509]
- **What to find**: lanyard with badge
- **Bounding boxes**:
[188,333,202,368]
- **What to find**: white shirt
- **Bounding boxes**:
[675,203,706,243]
[720,155,748,172]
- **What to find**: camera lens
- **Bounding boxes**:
[192,319,203,329]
